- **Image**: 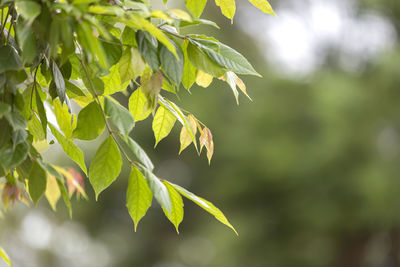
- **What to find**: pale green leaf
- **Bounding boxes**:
[73,101,105,140]
[128,88,152,122]
[126,166,153,231]
[181,40,197,90]
[162,181,184,233]
[16,0,41,22]
[152,106,177,147]
[89,136,122,199]
[185,0,207,18]
[141,168,172,213]
[49,124,87,175]
[119,47,146,84]
[104,97,135,135]
[168,182,238,235]
[118,134,154,171]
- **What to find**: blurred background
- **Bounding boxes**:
[2,0,400,266]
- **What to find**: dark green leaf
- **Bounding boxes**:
[137,31,160,71]
[159,41,184,86]
[28,161,47,204]
[0,46,22,73]
[52,61,66,103]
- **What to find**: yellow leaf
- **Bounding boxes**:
[129,88,152,122]
[45,175,61,211]
[195,70,213,88]
[248,0,276,15]
[152,106,177,147]
[179,115,197,154]
[215,0,236,21]
[168,9,192,22]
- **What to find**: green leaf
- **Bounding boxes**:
[168,181,238,235]
[102,64,127,95]
[152,106,177,147]
[35,88,47,137]
[141,168,172,213]
[119,47,146,84]
[248,0,275,15]
[5,111,26,130]
[187,42,226,77]
[181,40,197,90]
[159,41,184,86]
[16,0,41,22]
[122,26,137,46]
[101,35,123,67]
[0,102,11,118]
[16,24,38,63]
[104,97,135,135]
[73,101,105,140]
[0,246,11,266]
[128,88,152,122]
[49,124,87,175]
[0,46,22,73]
[191,38,261,76]
[118,134,154,171]
[126,166,153,231]
[162,181,184,233]
[52,61,66,103]
[56,178,72,218]
[185,0,208,18]
[215,0,236,20]
[0,142,29,170]
[53,98,75,139]
[28,115,46,141]
[29,161,47,204]
[89,136,122,199]
[137,31,160,72]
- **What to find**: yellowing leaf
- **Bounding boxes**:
[168,181,238,235]
[248,0,275,15]
[126,166,153,231]
[0,246,12,266]
[45,175,61,211]
[179,115,197,154]
[129,88,152,122]
[199,127,214,163]
[89,136,122,199]
[162,181,184,233]
[152,106,177,147]
[215,0,236,21]
[53,99,76,139]
[168,9,192,22]
[195,70,213,87]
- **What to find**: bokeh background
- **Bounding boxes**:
[2,0,400,266]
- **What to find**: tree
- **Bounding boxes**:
[0,0,274,264]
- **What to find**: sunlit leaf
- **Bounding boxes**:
[152,106,177,147]
[89,136,122,199]
[126,166,153,231]
[129,88,152,122]
[73,101,105,140]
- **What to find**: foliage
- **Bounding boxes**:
[0,0,275,263]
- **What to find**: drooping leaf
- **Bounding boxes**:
[126,166,153,231]
[28,161,47,204]
[35,88,47,137]
[52,61,66,103]
[141,70,163,111]
[248,0,275,15]
[45,175,61,211]
[215,0,236,21]
[179,114,197,154]
[16,0,41,22]
[181,40,197,90]
[0,142,29,170]
[195,70,213,87]
[128,88,152,122]
[141,168,172,213]
[89,136,122,199]
[0,246,11,266]
[118,134,154,171]
[187,42,226,77]
[159,40,184,86]
[185,0,207,18]
[168,181,237,234]
[162,181,184,233]
[152,106,177,147]
[73,101,105,140]
[0,46,21,73]
[191,38,261,76]
[49,124,87,175]
[104,97,135,135]
[53,98,75,139]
